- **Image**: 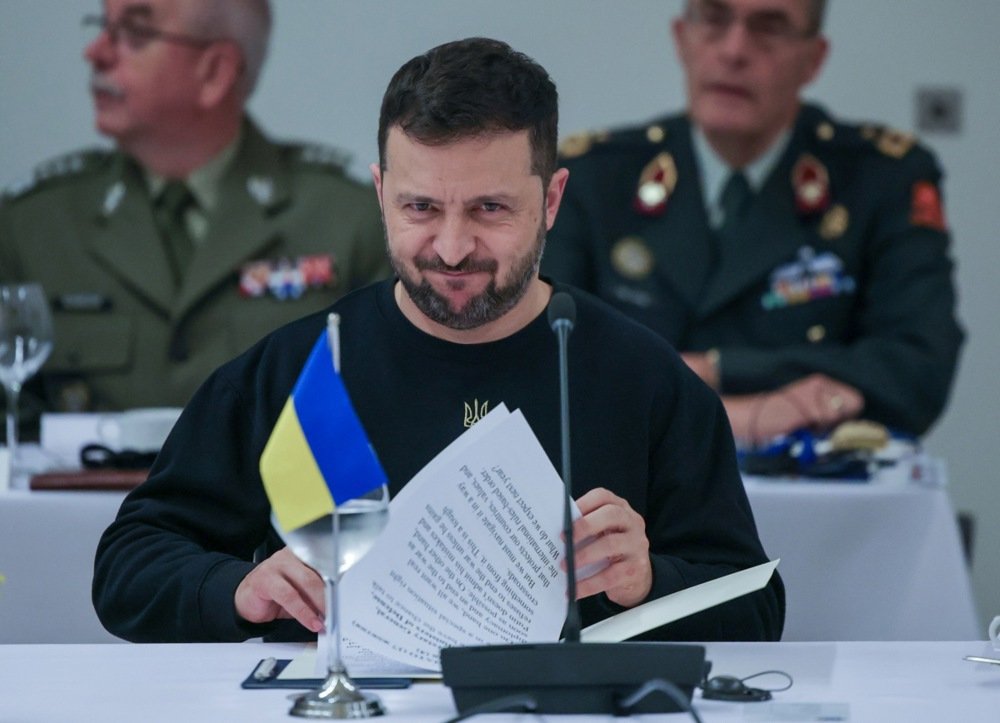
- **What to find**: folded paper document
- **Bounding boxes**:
[284,558,778,679]
[278,404,778,678]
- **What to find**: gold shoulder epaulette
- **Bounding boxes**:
[558,129,612,159]
[559,131,595,159]
[875,127,916,158]
[856,124,916,159]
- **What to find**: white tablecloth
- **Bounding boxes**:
[0,469,980,643]
[745,475,979,641]
[1,640,998,722]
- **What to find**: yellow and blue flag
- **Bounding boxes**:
[260,329,387,532]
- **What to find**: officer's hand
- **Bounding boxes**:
[234,547,325,633]
[730,373,864,444]
[569,488,652,609]
[780,373,864,429]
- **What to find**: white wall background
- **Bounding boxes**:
[2,1,998,632]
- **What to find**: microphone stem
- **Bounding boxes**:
[556,321,581,643]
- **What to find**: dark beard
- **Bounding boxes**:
[390,223,545,331]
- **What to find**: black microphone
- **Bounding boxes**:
[547,292,581,643]
[440,291,706,717]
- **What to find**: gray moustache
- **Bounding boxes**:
[90,75,125,99]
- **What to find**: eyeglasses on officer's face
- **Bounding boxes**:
[82,13,216,52]
[685,0,816,50]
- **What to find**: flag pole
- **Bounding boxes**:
[326,313,341,374]
[325,313,344,676]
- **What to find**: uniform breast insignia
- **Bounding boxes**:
[910,181,948,231]
[102,181,126,216]
[645,124,666,144]
[816,122,835,142]
[791,154,830,216]
[246,175,275,206]
[610,236,655,281]
[806,324,827,343]
[819,204,850,240]
[238,253,337,300]
[463,399,490,428]
[633,152,677,216]
[760,246,856,310]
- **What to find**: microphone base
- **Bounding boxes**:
[440,642,707,715]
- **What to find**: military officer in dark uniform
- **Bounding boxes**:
[0,0,389,415]
[543,0,963,442]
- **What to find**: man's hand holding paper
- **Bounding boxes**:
[570,488,652,609]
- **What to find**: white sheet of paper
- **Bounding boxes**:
[285,640,439,680]
[287,559,780,677]
[338,409,573,672]
[295,403,776,678]
[578,559,780,642]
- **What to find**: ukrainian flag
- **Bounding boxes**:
[260,329,387,532]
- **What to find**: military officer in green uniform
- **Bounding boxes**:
[542,0,963,442]
[0,0,389,415]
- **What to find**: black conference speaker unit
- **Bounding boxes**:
[441,641,707,715]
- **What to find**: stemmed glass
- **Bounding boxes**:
[272,482,391,718]
[0,284,54,481]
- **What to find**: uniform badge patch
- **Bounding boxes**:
[910,181,947,231]
[819,204,849,240]
[238,254,337,299]
[645,124,666,144]
[761,246,856,310]
[610,236,655,280]
[633,152,677,216]
[102,181,126,216]
[246,176,275,205]
[791,154,831,215]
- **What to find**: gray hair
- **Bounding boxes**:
[184,0,272,98]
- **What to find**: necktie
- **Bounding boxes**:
[155,181,196,285]
[719,171,752,234]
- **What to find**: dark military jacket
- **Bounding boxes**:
[0,117,389,413]
[542,103,964,435]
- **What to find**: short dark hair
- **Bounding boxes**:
[377,37,559,184]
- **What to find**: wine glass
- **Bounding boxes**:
[0,284,54,482]
[272,482,390,718]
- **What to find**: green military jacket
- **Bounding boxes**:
[542,104,964,435]
[0,118,389,412]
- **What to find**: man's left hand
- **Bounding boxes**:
[570,487,652,608]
